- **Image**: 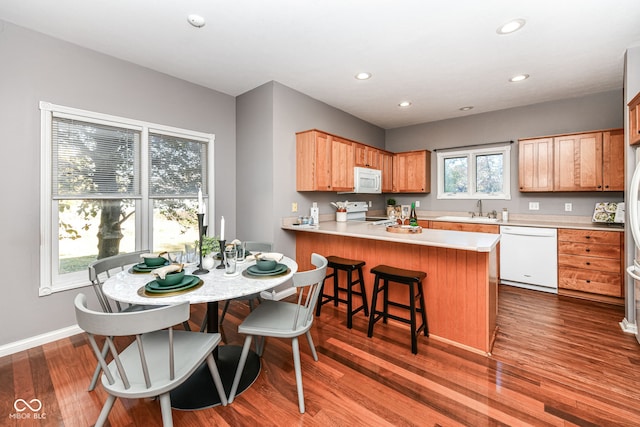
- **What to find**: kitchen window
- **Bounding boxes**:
[436,145,511,200]
[39,102,214,295]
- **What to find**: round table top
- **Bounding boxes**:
[102,256,298,306]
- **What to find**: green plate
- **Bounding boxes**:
[133,261,169,272]
[145,275,199,292]
[246,263,288,276]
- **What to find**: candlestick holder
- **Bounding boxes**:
[216,239,226,269]
[193,213,209,275]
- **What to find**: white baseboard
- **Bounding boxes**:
[0,325,83,358]
[619,318,638,335]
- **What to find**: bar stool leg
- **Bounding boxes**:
[346,269,353,328]
[357,267,369,317]
[409,281,418,354]
[382,279,389,324]
[418,281,428,336]
[367,275,381,337]
[332,267,339,307]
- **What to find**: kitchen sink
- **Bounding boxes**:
[435,215,499,223]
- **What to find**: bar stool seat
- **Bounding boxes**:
[315,255,369,329]
[367,264,428,354]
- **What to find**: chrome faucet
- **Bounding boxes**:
[477,200,483,217]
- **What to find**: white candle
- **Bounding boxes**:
[220,216,225,241]
[203,204,208,227]
[198,187,204,214]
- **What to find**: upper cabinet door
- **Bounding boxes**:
[553,132,602,192]
[354,143,380,168]
[629,92,640,145]
[296,130,332,191]
[602,129,624,191]
[331,137,355,191]
[379,151,394,193]
[392,150,431,193]
[518,138,554,192]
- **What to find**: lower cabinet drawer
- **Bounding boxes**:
[558,268,622,297]
[557,254,620,273]
[557,241,620,259]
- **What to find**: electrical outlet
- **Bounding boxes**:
[529,202,539,211]
[368,201,372,207]
[415,201,420,208]
[565,203,572,212]
[291,202,298,213]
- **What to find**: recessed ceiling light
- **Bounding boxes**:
[398,101,412,108]
[187,14,206,28]
[355,72,372,80]
[509,74,529,82]
[497,19,526,35]
[459,106,474,111]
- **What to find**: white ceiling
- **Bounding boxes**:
[1,0,640,129]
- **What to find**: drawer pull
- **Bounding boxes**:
[585,236,591,239]
[586,262,591,266]
[586,280,591,283]
[585,248,590,252]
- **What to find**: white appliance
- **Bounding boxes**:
[344,201,369,220]
[626,161,640,342]
[500,226,558,293]
[352,167,382,194]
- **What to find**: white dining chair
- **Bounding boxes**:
[74,293,227,427]
[228,253,328,413]
[87,251,191,391]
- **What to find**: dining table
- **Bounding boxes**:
[101,254,298,410]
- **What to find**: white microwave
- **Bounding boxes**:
[353,167,382,194]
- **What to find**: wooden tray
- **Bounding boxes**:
[386,225,422,234]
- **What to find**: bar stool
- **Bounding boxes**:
[367,265,428,354]
[315,256,369,329]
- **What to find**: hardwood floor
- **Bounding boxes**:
[2,285,640,426]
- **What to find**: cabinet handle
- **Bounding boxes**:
[586,280,591,283]
[605,185,609,188]
[585,236,591,239]
[586,262,591,265]
[585,248,591,252]
[597,185,602,189]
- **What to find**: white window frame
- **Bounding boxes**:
[39,101,215,295]
[436,145,511,200]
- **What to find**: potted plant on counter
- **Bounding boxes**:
[386,198,397,218]
[198,235,220,269]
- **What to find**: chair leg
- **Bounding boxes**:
[95,394,117,427]
[220,300,231,323]
[159,393,174,427]
[291,336,305,414]
[200,313,208,333]
[182,321,191,331]
[205,353,228,406]
[305,330,318,361]
[88,341,110,391]
[255,336,265,356]
[228,335,253,404]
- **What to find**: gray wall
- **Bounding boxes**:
[236,81,385,259]
[0,21,236,346]
[385,90,624,217]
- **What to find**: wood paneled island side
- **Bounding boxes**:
[283,221,500,354]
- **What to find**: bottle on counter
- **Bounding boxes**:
[310,202,319,225]
[409,202,418,226]
[502,208,509,222]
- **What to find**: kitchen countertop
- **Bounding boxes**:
[282,220,500,252]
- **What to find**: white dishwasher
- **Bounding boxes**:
[500,226,558,293]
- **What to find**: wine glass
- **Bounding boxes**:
[399,210,408,226]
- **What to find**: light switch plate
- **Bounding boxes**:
[565,203,572,212]
[291,202,298,213]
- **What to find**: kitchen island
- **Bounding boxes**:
[283,220,500,355]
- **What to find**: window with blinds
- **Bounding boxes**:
[40,102,214,295]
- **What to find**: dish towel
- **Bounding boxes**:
[151,264,183,279]
[246,252,284,262]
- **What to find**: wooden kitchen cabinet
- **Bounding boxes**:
[354,143,380,169]
[554,132,602,191]
[518,129,623,193]
[519,137,554,192]
[602,128,624,191]
[296,129,332,191]
[629,91,640,145]
[331,136,355,191]
[557,228,624,302]
[392,150,431,193]
[429,221,499,233]
[379,150,394,193]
